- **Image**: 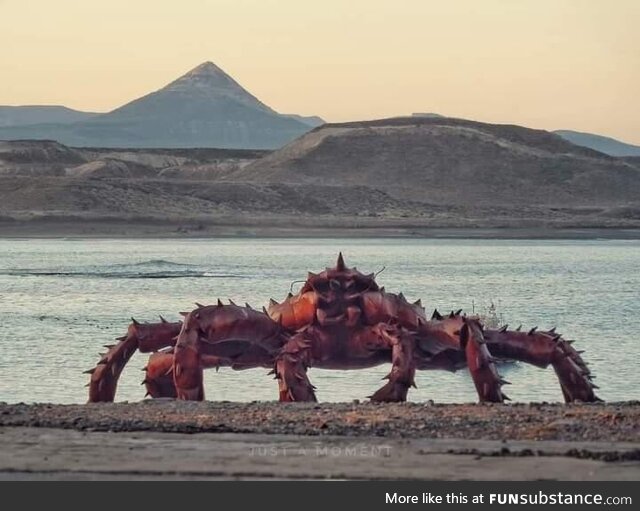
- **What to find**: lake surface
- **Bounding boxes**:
[0,238,638,404]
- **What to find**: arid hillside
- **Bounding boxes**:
[239,117,640,206]
[0,140,267,179]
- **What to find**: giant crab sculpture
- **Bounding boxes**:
[86,254,599,403]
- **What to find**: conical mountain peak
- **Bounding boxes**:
[158,61,273,113]
[184,61,228,77]
[0,60,316,149]
[166,61,242,91]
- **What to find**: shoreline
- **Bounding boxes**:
[1,221,640,240]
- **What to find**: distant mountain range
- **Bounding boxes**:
[553,130,640,157]
[0,62,322,149]
[0,105,97,127]
[1,64,638,155]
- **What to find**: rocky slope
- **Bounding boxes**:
[0,140,267,179]
[239,117,640,206]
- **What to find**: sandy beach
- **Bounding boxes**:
[1,401,638,480]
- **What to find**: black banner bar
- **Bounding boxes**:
[1,481,637,510]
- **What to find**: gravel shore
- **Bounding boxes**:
[1,401,639,442]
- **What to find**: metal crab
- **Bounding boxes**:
[86,253,599,403]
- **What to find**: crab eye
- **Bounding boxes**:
[329,279,341,290]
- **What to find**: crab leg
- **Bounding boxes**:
[460,319,508,403]
[86,319,182,402]
[483,327,599,402]
[173,303,285,400]
[144,351,226,399]
[86,333,138,403]
[143,350,178,398]
[274,334,317,402]
[173,314,205,400]
[370,328,416,402]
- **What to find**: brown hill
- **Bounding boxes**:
[238,117,640,206]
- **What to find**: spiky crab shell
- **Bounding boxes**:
[267,252,380,330]
[268,291,318,330]
[299,252,379,295]
[360,291,427,329]
[268,252,433,332]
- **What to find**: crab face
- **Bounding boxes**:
[267,253,381,329]
[304,253,379,322]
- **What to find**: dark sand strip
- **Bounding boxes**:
[2,401,639,442]
[1,427,639,480]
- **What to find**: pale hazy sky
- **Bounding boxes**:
[1,0,639,143]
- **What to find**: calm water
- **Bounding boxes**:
[0,238,638,404]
